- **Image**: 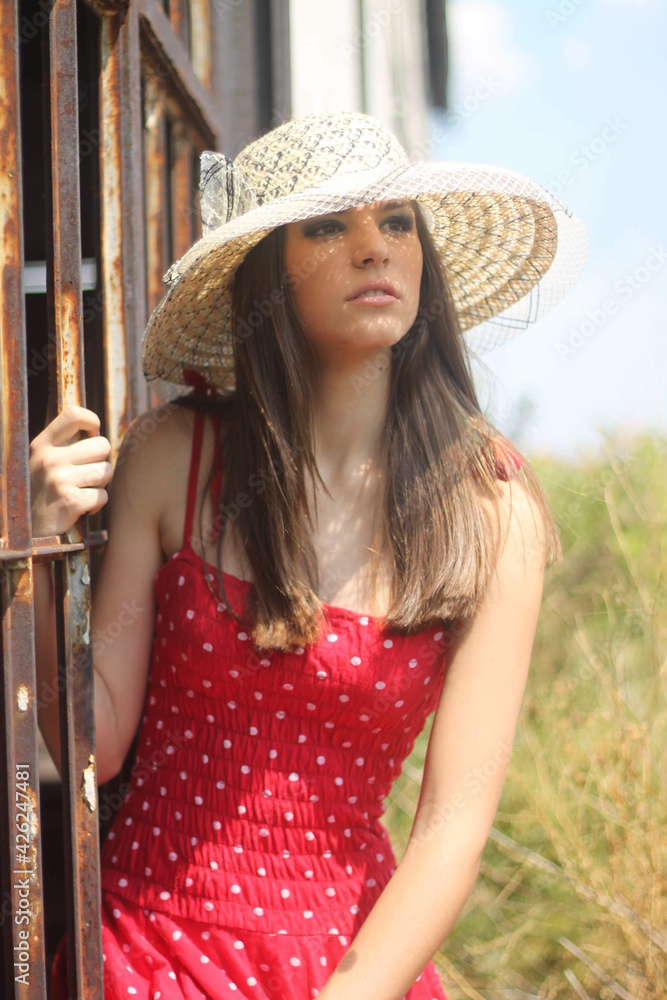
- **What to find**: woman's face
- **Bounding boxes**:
[283,199,423,358]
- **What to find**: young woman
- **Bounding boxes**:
[32,111,587,999]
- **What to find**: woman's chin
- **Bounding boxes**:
[308,326,411,355]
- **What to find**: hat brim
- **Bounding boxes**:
[141,160,588,392]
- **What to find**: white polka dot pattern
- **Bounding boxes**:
[89,534,451,1000]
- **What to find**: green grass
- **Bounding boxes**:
[381,430,667,999]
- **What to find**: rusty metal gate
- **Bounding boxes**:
[0,1,290,997]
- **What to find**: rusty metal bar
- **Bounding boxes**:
[189,0,211,90]
[143,69,169,315]
[100,6,149,455]
[0,532,109,564]
[47,1,104,997]
[0,2,49,995]
[169,0,190,51]
[139,0,220,147]
[169,117,194,259]
[81,0,129,13]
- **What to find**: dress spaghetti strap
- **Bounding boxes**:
[210,417,223,533]
[184,409,224,552]
[183,409,205,550]
[495,443,524,480]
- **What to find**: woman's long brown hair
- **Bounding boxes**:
[173,202,562,651]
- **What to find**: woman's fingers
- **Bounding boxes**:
[29,404,114,537]
[34,403,102,448]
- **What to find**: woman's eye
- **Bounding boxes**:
[303,213,413,238]
[305,221,340,237]
[383,214,414,232]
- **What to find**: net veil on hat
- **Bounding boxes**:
[141,110,588,400]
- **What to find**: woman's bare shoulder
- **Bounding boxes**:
[118,402,195,467]
[114,403,232,555]
[114,403,195,514]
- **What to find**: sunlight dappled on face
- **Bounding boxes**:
[283,200,423,360]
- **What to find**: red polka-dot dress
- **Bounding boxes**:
[49,409,516,1000]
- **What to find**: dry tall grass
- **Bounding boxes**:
[381,430,667,999]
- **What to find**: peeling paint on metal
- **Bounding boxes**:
[17,684,30,711]
[27,790,39,843]
[81,755,97,812]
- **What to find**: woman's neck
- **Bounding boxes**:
[311,347,390,479]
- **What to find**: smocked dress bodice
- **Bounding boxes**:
[99,411,451,940]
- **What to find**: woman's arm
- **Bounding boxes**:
[317,480,548,1000]
[31,404,170,784]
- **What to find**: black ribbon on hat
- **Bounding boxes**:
[199,152,257,235]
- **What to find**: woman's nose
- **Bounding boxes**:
[351,222,390,267]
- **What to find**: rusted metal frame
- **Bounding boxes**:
[99,5,149,454]
[169,0,191,52]
[148,88,214,323]
[81,0,129,13]
[0,3,49,997]
[47,2,104,997]
[143,69,170,315]
[0,535,109,565]
[169,117,195,259]
[189,0,211,90]
[139,0,220,148]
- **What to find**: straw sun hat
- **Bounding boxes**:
[141,110,588,400]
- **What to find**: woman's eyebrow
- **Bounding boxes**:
[323,200,412,218]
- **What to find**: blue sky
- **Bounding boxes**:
[434,0,667,458]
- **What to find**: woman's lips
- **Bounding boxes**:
[348,292,398,305]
